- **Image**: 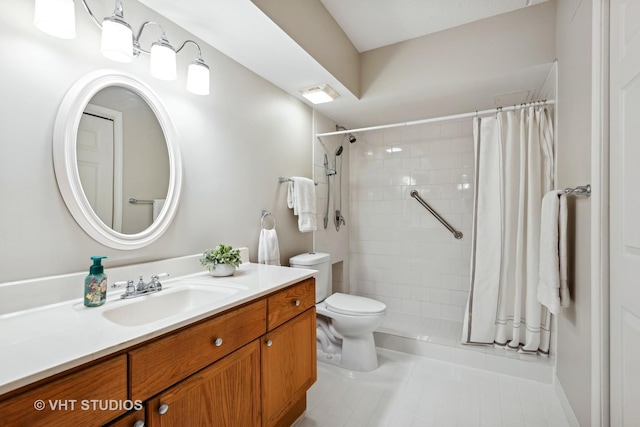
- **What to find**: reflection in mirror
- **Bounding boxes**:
[78,87,169,234]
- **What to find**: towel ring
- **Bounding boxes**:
[260,210,276,230]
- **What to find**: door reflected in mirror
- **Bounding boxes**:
[78,87,170,235]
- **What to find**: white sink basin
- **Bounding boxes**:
[102,283,243,327]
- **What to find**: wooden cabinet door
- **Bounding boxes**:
[104,409,144,427]
[146,340,261,427]
[261,308,316,427]
[0,355,128,427]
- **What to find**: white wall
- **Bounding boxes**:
[0,0,313,283]
[349,121,473,321]
[555,1,594,425]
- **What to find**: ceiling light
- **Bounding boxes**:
[34,0,211,95]
[34,0,76,39]
[299,84,339,104]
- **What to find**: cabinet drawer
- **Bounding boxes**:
[0,355,127,427]
[267,278,315,331]
[129,299,266,401]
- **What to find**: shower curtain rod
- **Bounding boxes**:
[316,99,555,137]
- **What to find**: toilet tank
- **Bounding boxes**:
[289,252,331,303]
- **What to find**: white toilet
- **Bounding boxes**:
[289,252,386,371]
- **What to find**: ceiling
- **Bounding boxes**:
[319,0,545,52]
[138,0,554,129]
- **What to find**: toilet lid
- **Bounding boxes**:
[325,293,386,315]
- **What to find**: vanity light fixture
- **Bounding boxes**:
[298,84,339,104]
[33,0,210,95]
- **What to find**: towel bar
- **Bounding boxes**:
[563,185,591,197]
[278,177,319,186]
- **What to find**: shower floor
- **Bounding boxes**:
[378,311,464,346]
[375,312,554,383]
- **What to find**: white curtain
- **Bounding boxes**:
[461,106,554,354]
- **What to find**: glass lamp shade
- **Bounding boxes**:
[34,0,76,39]
[150,40,177,81]
[101,17,133,63]
[187,59,210,95]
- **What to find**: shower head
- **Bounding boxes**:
[335,146,343,156]
[336,124,357,144]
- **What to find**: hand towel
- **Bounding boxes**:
[259,228,281,265]
[537,191,570,314]
[152,199,165,221]
[286,177,317,232]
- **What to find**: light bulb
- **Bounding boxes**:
[150,39,176,81]
[34,0,76,39]
[101,16,133,63]
[187,58,210,95]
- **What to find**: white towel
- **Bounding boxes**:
[152,199,165,221]
[537,191,570,314]
[286,177,317,232]
[259,228,281,265]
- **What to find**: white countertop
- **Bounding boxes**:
[0,262,315,395]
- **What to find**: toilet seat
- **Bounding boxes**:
[324,293,386,316]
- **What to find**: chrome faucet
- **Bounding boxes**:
[112,273,169,299]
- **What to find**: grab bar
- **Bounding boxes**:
[410,190,463,240]
[128,198,154,204]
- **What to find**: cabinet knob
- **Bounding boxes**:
[133,421,145,427]
[294,300,301,307]
[214,337,223,347]
[158,403,169,415]
[266,339,273,347]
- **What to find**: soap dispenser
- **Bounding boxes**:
[84,256,108,307]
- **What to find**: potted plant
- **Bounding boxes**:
[200,244,242,277]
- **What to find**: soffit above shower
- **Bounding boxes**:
[136,0,554,128]
[319,0,551,53]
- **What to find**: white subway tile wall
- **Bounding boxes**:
[349,120,474,325]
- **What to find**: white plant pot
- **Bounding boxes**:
[208,263,236,277]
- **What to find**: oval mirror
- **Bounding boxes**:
[53,70,182,250]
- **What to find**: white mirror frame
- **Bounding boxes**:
[53,69,182,250]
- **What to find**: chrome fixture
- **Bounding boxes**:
[112,272,169,299]
[563,184,591,197]
[336,125,356,143]
[323,153,333,229]
[335,209,346,230]
[410,190,463,239]
[33,0,210,95]
[333,145,345,231]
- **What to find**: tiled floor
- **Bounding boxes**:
[299,348,569,427]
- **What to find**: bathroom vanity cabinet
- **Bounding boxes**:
[0,277,316,427]
[262,279,317,427]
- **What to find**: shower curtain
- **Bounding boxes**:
[462,106,554,354]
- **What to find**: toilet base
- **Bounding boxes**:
[340,333,379,371]
[317,348,342,367]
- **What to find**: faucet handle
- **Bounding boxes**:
[113,280,136,297]
[111,281,128,289]
[150,273,169,290]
